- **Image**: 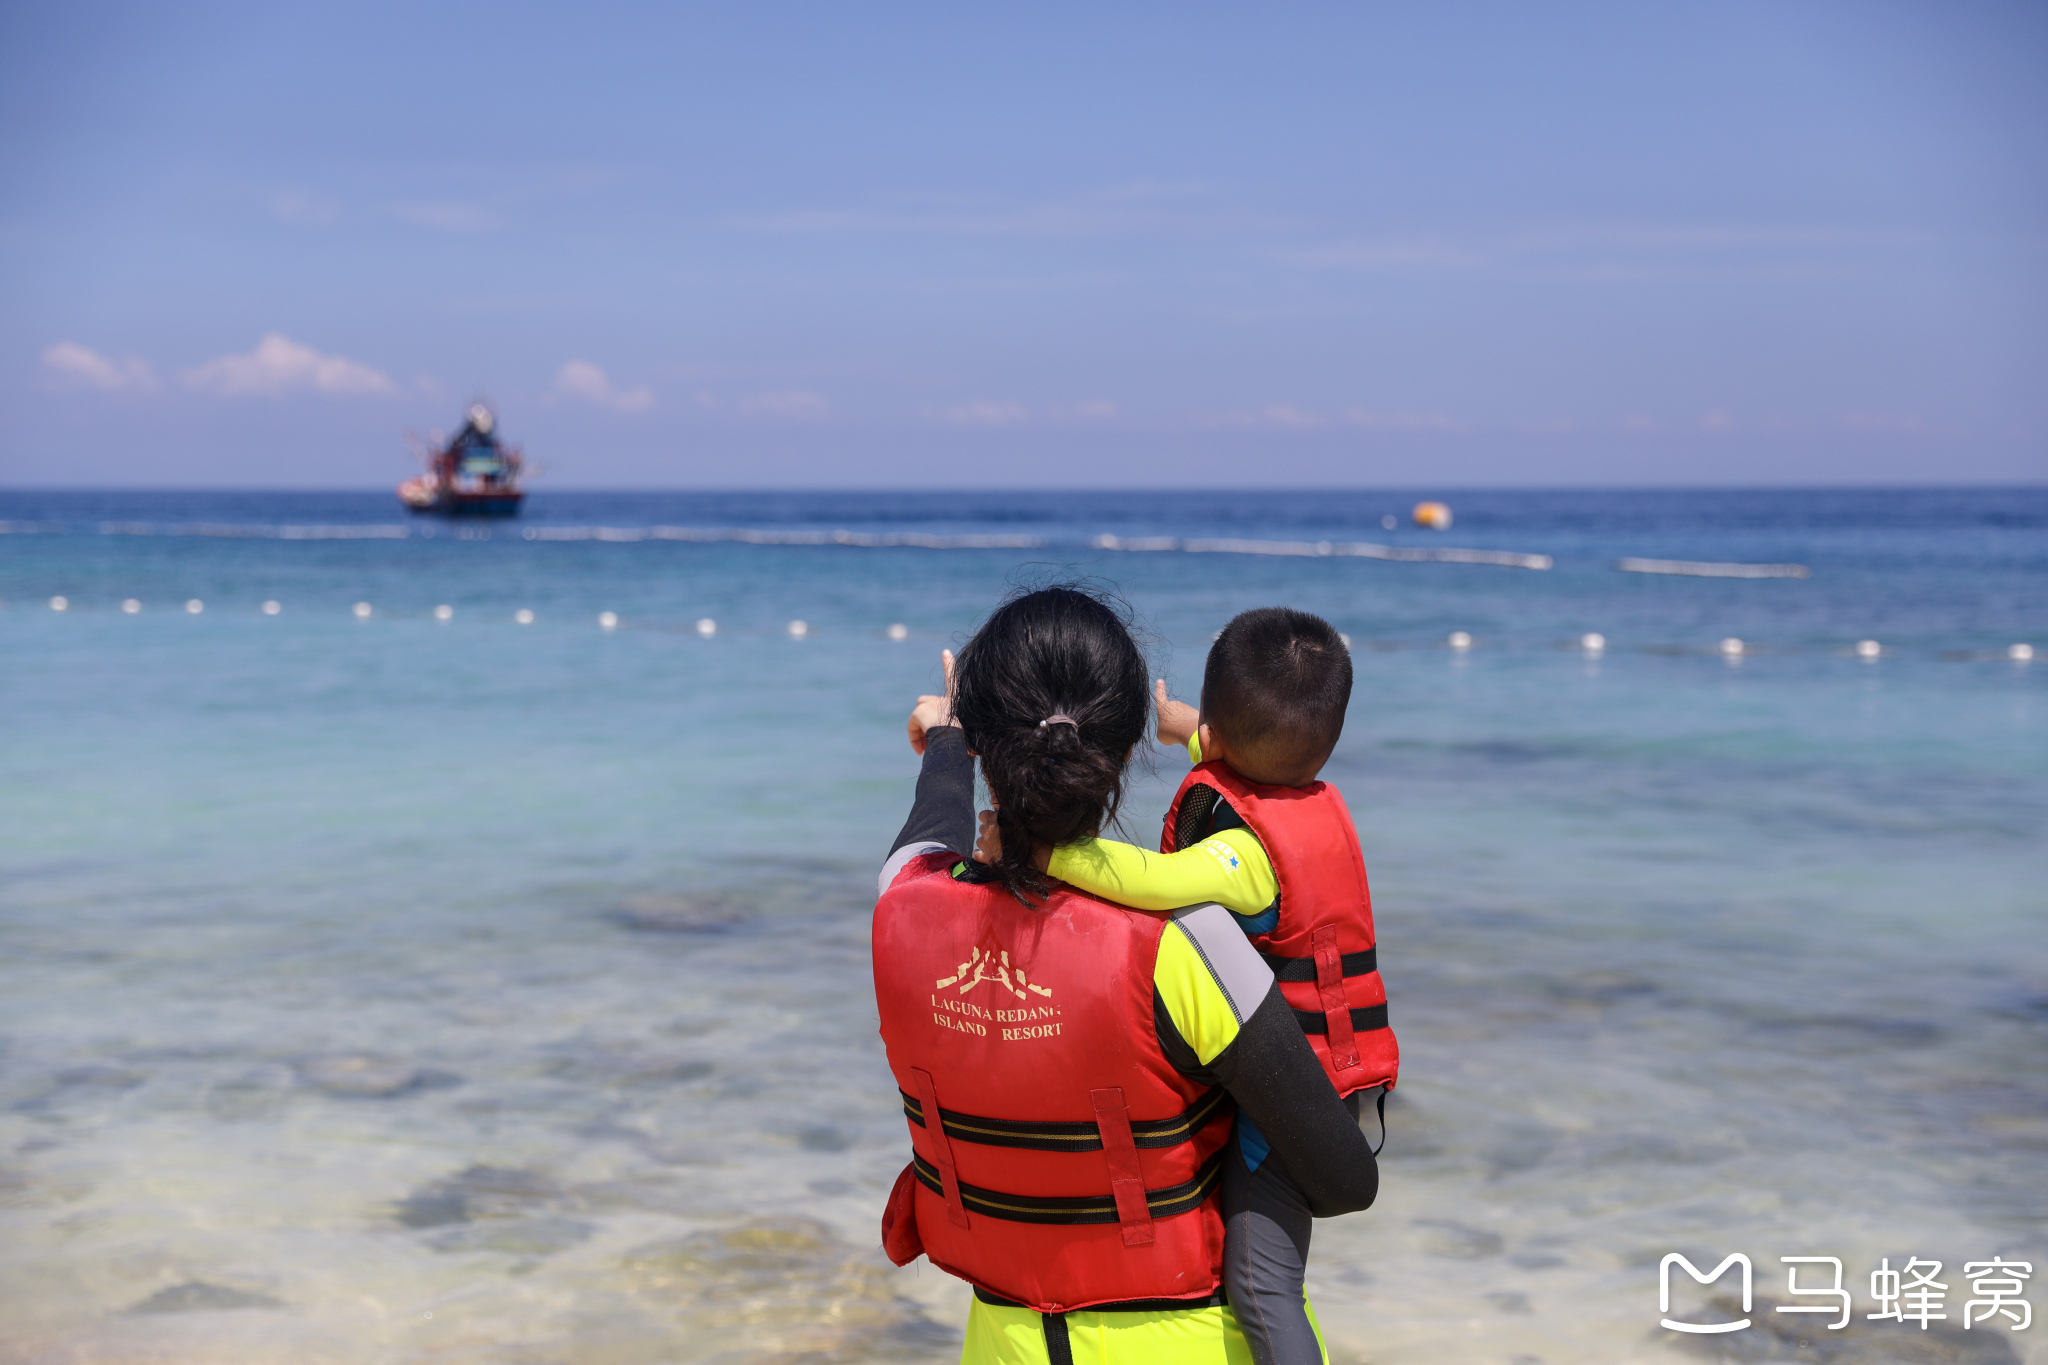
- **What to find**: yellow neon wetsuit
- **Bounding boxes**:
[1047,739,1279,923]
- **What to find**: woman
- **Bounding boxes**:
[873,586,1377,1364]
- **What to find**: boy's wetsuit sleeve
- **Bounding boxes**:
[1046,732,1277,919]
[1046,830,1276,918]
[878,725,974,895]
[1152,903,1378,1218]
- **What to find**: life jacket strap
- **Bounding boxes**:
[898,1084,1228,1153]
[909,1147,1225,1225]
[912,1067,971,1229]
[974,1285,1231,1312]
[1312,926,1361,1071]
[1044,1309,1075,1365]
[1091,1087,1156,1247]
[1260,945,1377,981]
[1291,1003,1390,1035]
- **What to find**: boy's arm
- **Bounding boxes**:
[1047,828,1276,918]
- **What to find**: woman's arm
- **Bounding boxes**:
[1152,903,1378,1216]
[879,653,975,895]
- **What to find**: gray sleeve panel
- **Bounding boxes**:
[878,840,949,899]
[1168,902,1276,1025]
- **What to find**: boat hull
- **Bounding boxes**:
[405,492,526,517]
[398,478,525,517]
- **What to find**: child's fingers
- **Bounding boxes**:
[942,649,956,694]
[1154,678,1170,708]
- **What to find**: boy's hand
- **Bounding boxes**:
[974,809,1053,872]
[907,649,957,755]
[1154,679,1199,749]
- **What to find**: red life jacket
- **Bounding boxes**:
[872,852,1231,1313]
[1161,763,1399,1099]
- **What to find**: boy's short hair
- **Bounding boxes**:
[1200,607,1352,786]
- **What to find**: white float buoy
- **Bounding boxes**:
[1381,514,1397,530]
[598,611,618,630]
[514,609,535,625]
[262,600,282,616]
[49,596,68,612]
[1581,632,1606,653]
[2012,643,2036,662]
[1448,631,1472,651]
[1719,637,1745,657]
[434,604,453,622]
[1856,639,1881,659]
[353,602,373,619]
[787,620,809,638]
[185,599,204,615]
[696,617,717,637]
[122,599,142,614]
[886,622,909,641]
[1338,633,1352,649]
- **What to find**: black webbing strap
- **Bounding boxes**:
[1291,1003,1389,1035]
[975,1286,1231,1313]
[1366,1085,1389,1157]
[910,1146,1225,1225]
[1044,1310,1075,1365]
[898,1084,1228,1153]
[1261,946,1377,982]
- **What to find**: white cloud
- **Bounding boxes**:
[392,201,500,232]
[739,183,1250,240]
[1344,408,1461,432]
[184,334,396,396]
[928,400,1028,426]
[1206,404,1327,430]
[555,360,654,412]
[41,342,159,392]
[736,390,832,420]
[1286,222,1872,279]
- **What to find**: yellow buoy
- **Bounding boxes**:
[1413,501,1453,530]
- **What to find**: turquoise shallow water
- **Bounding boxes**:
[2,488,2044,1364]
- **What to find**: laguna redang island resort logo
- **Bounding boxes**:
[932,930,1063,1041]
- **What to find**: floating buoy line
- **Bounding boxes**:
[1091,534,1553,570]
[1617,557,1810,579]
[0,517,1830,576]
[13,594,2034,662]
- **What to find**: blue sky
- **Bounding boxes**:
[3,1,2043,487]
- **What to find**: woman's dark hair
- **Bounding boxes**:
[952,585,1150,904]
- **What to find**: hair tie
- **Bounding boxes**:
[1038,714,1078,728]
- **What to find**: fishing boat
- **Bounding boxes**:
[398,405,527,516]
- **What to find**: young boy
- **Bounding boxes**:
[977,606,1396,1365]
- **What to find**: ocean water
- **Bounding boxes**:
[1,487,2043,1365]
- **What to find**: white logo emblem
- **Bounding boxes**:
[1661,1253,1752,1334]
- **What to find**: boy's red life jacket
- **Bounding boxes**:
[872,852,1232,1313]
[1162,762,1399,1099]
